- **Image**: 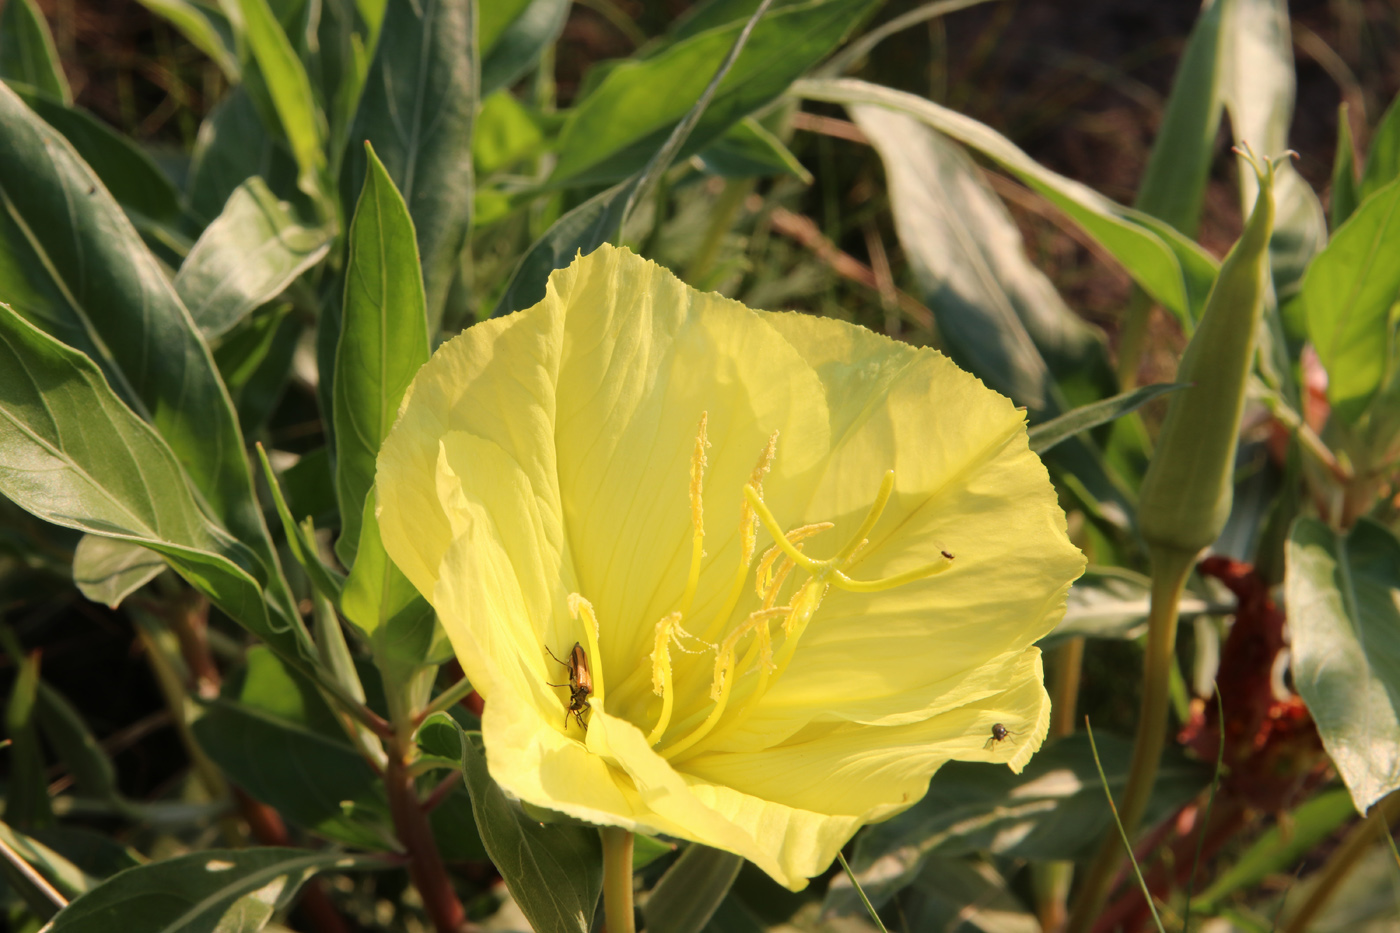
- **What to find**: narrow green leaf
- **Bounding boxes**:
[697,116,813,182]
[459,726,603,933]
[33,682,123,809]
[474,90,548,176]
[0,303,310,664]
[334,144,430,566]
[132,0,240,80]
[1332,103,1359,229]
[1029,383,1187,454]
[551,0,873,189]
[1300,178,1400,422]
[0,0,70,102]
[0,819,96,908]
[1220,0,1326,302]
[492,177,638,317]
[46,848,385,933]
[481,0,569,96]
[4,645,52,830]
[71,535,165,609]
[852,103,1109,412]
[1133,0,1225,238]
[342,0,476,329]
[643,845,744,933]
[1194,787,1355,910]
[1360,91,1400,203]
[256,444,345,604]
[232,0,326,195]
[15,89,182,224]
[795,77,1218,327]
[1286,517,1400,812]
[176,176,333,338]
[0,82,291,606]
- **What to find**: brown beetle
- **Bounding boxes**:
[546,642,593,730]
[984,723,1017,750]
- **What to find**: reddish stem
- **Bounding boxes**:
[384,744,467,933]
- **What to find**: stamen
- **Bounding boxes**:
[701,432,781,642]
[646,612,684,746]
[659,607,785,759]
[680,414,710,617]
[567,593,606,704]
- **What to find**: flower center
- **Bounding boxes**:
[551,414,954,760]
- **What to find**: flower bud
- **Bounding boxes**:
[1138,158,1275,555]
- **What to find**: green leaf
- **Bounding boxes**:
[0,0,70,102]
[231,0,326,195]
[341,501,448,675]
[643,845,744,933]
[176,176,333,338]
[794,76,1219,327]
[4,644,52,830]
[481,0,569,96]
[132,0,240,80]
[1286,517,1400,812]
[474,89,548,175]
[342,0,477,329]
[71,535,165,609]
[1300,178,1400,422]
[460,726,603,933]
[1028,383,1186,454]
[493,0,779,317]
[15,90,182,225]
[193,647,392,847]
[0,304,309,663]
[696,116,813,182]
[334,144,431,566]
[46,848,385,933]
[1220,0,1327,302]
[894,856,1035,933]
[187,87,296,225]
[0,83,290,603]
[1133,0,1225,238]
[826,733,1209,913]
[551,0,872,189]
[851,102,1109,412]
[1359,91,1400,203]
[1332,103,1359,229]
[213,301,301,436]
[1041,567,1219,646]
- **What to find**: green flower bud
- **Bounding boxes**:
[1138,156,1276,555]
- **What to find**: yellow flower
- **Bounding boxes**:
[376,245,1083,890]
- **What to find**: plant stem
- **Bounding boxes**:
[1035,637,1085,930]
[1114,289,1153,390]
[1278,790,1400,933]
[1065,546,1195,933]
[600,826,636,933]
[686,177,753,287]
[383,677,466,932]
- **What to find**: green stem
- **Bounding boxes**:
[1278,790,1400,933]
[1065,546,1195,933]
[686,178,754,288]
[600,827,635,933]
[1035,637,1085,929]
[1115,289,1153,390]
